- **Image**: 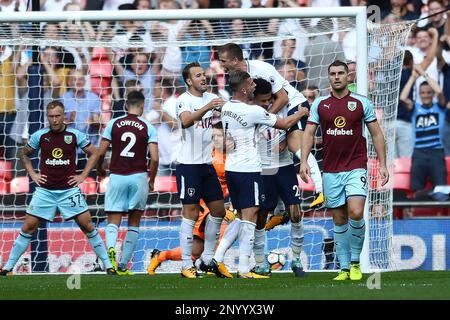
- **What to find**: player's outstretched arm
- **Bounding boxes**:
[299,123,317,183]
[273,106,309,130]
[68,144,99,187]
[420,28,439,71]
[367,121,389,186]
[148,142,159,192]
[268,88,289,114]
[399,69,419,111]
[20,145,47,186]
[415,65,446,107]
[179,98,225,128]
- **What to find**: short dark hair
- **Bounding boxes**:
[133,0,151,7]
[125,79,142,89]
[218,43,244,61]
[161,78,175,95]
[419,81,431,89]
[282,38,296,45]
[328,60,348,73]
[47,100,65,111]
[229,70,251,93]
[126,90,145,108]
[118,3,136,10]
[182,62,201,85]
[305,85,319,91]
[253,78,272,97]
[415,27,429,36]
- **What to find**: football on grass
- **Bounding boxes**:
[267,251,287,270]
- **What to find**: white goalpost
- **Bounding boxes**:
[0,7,412,274]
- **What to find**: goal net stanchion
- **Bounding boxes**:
[0,7,411,274]
[364,21,413,272]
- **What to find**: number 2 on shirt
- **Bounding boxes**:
[120,132,136,158]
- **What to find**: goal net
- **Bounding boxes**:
[0,8,412,274]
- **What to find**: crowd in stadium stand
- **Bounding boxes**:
[0,0,449,208]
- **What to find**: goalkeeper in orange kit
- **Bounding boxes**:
[147,122,235,275]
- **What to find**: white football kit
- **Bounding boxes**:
[175,91,218,164]
[258,108,293,170]
[246,60,307,111]
[221,100,277,172]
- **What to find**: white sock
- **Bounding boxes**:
[238,220,256,274]
[290,221,304,263]
[180,217,196,269]
[213,218,241,263]
[254,228,266,268]
[200,215,223,265]
[307,153,323,193]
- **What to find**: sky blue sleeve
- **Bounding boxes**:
[308,98,321,124]
[362,97,377,122]
[147,123,158,143]
[27,130,43,150]
[73,129,91,149]
[102,119,115,141]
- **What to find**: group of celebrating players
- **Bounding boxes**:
[0,42,389,281]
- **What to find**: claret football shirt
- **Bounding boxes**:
[308,91,377,173]
[27,126,90,190]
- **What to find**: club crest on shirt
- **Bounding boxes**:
[188,188,195,197]
[347,101,357,111]
[64,135,72,144]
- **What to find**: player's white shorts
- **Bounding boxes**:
[105,172,149,212]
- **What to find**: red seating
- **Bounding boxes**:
[0,160,12,181]
[90,47,113,123]
[393,157,413,198]
[154,176,178,192]
[101,96,112,124]
[393,172,411,190]
[79,177,97,195]
[90,47,113,99]
[0,180,9,194]
[408,207,448,217]
[10,176,30,193]
[297,174,315,192]
[394,157,411,174]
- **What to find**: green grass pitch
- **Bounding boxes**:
[0,271,448,300]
